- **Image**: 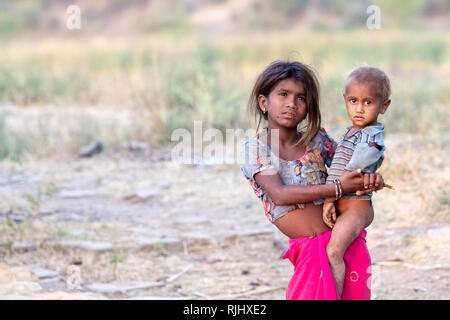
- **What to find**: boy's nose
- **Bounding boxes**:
[356,103,364,112]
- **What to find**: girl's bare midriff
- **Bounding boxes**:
[274,203,331,239]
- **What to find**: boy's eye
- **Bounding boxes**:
[279,92,287,96]
[365,100,372,105]
[350,98,357,103]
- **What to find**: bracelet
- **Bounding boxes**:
[334,179,343,200]
[337,179,343,198]
[333,179,339,200]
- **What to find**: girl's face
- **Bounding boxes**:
[258,78,308,130]
[344,80,390,129]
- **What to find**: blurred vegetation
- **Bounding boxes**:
[0,0,449,36]
[0,1,448,160]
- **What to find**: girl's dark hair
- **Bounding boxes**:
[248,60,321,148]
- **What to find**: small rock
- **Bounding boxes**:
[138,237,183,251]
[123,188,159,202]
[85,281,165,294]
[71,259,83,265]
[135,189,159,199]
[78,141,103,158]
[427,226,450,238]
[55,240,114,252]
[234,229,273,237]
[37,291,107,300]
[2,102,18,114]
[60,189,99,198]
[39,277,60,284]
[11,242,37,252]
[9,214,25,223]
[158,182,171,190]
[123,141,149,152]
[28,267,59,280]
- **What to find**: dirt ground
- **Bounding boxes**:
[0,142,449,300]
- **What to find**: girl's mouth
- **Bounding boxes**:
[281,112,296,119]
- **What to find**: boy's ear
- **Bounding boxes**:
[380,99,391,114]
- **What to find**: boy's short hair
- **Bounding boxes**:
[345,66,391,101]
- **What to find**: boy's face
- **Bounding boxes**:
[343,80,390,129]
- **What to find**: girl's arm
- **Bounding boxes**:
[254,168,377,206]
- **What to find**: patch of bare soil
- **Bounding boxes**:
[0,150,448,299]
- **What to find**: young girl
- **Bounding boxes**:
[322,66,391,299]
[240,61,384,300]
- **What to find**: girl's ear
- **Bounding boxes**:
[380,99,391,114]
[258,94,267,113]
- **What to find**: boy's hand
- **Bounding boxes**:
[323,200,337,229]
[355,172,384,195]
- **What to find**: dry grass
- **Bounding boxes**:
[374,135,450,228]
[1,31,449,159]
[0,24,448,299]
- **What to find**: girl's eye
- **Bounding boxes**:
[279,92,287,96]
[298,96,305,101]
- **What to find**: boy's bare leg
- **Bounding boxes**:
[326,207,372,299]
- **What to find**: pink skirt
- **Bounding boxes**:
[282,230,371,300]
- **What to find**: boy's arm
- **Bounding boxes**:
[345,142,384,173]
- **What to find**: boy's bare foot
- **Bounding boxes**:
[327,247,346,299]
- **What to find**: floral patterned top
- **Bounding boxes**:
[240,130,337,223]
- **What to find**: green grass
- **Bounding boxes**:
[0,112,28,161]
[0,30,448,160]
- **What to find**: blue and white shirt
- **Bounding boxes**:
[326,123,385,200]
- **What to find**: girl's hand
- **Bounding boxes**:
[323,201,337,229]
[355,173,385,195]
[339,169,364,194]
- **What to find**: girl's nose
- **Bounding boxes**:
[287,98,296,108]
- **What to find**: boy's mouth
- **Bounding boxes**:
[353,115,364,121]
